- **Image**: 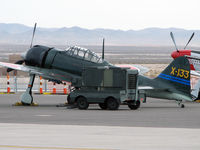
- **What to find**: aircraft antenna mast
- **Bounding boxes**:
[102,38,105,60]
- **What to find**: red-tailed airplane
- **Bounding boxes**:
[170,32,200,100]
[170,32,200,72]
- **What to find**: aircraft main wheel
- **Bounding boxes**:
[128,100,140,110]
[76,97,89,110]
[67,94,71,104]
[181,104,185,108]
[106,98,119,110]
[99,103,107,110]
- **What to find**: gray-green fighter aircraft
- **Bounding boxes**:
[0,24,195,108]
[0,46,194,107]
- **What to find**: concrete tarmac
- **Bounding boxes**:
[0,93,200,150]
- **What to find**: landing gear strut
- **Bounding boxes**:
[19,74,36,105]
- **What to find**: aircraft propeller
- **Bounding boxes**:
[7,23,37,72]
[170,31,195,52]
[30,23,37,48]
[184,32,195,50]
[170,32,179,52]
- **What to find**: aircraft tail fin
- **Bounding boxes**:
[155,56,191,96]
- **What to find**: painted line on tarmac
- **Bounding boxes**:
[34,115,53,117]
[0,92,15,94]
[0,145,111,150]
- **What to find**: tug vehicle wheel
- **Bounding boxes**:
[76,96,89,110]
[99,103,107,110]
[128,100,140,110]
[106,97,119,110]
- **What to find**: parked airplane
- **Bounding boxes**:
[170,32,200,72]
[0,24,196,109]
[170,32,200,100]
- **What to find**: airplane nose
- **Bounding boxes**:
[171,51,179,59]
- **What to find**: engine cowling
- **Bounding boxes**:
[25,45,52,67]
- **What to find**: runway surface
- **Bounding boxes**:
[0,94,200,128]
[0,93,200,150]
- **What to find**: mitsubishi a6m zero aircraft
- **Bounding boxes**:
[0,24,196,109]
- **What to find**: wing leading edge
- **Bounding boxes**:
[0,62,81,84]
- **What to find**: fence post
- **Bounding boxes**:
[13,70,17,93]
[44,80,47,92]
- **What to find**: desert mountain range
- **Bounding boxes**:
[0,23,200,46]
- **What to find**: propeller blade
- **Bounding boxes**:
[170,32,179,52]
[30,23,37,48]
[102,38,105,60]
[7,60,25,72]
[184,32,195,49]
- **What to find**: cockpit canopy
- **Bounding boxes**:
[65,46,103,63]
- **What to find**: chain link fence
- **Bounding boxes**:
[0,76,71,93]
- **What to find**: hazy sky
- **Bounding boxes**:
[1,0,200,30]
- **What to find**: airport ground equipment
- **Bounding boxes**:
[67,67,145,110]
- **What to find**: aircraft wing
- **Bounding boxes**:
[0,62,81,83]
[138,86,171,92]
[138,86,154,90]
[133,65,150,74]
[117,64,149,74]
[191,70,200,77]
[186,56,200,71]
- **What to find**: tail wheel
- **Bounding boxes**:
[181,104,185,108]
[99,103,107,110]
[106,97,119,110]
[128,100,140,110]
[76,97,89,110]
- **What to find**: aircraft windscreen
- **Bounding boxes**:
[66,46,102,63]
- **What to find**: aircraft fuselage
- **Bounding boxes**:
[171,49,200,71]
[25,45,111,77]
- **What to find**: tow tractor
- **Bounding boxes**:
[67,66,145,110]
